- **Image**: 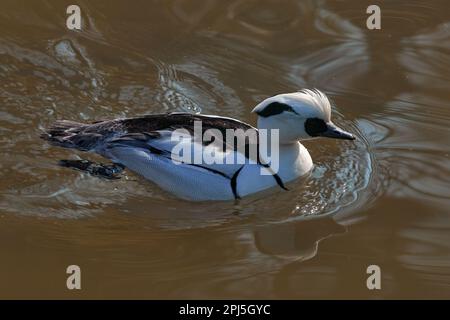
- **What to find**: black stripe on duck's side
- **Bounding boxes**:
[272,173,288,191]
[189,164,231,179]
[260,162,289,191]
[230,165,245,199]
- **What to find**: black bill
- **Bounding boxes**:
[320,122,355,140]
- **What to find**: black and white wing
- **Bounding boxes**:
[101,113,259,200]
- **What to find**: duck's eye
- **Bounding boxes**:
[305,118,327,136]
[256,102,297,118]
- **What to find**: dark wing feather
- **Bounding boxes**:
[42,113,259,157]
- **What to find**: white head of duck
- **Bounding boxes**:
[253,89,355,143]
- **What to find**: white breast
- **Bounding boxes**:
[237,142,313,197]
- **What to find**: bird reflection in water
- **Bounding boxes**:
[253,217,346,261]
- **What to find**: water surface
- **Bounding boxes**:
[0,0,449,298]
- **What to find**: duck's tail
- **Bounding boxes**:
[40,120,91,150]
[58,159,125,179]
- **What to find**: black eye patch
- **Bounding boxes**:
[305,118,327,136]
[255,102,297,118]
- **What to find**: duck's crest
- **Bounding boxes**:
[298,89,332,122]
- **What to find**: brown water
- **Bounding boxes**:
[0,0,449,299]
